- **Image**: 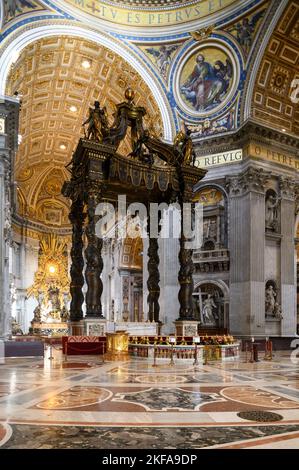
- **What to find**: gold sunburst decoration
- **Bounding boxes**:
[27,234,70,306]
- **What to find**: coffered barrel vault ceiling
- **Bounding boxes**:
[6,36,163,229]
[2,0,299,233]
[252,1,299,136]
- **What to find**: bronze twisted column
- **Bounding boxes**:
[69,198,85,321]
[147,212,160,322]
[178,231,195,320]
[177,175,195,321]
[84,188,104,318]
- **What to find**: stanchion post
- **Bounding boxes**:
[102,341,105,363]
[264,338,268,360]
[193,336,200,369]
[268,340,273,360]
[169,343,174,366]
[64,340,68,362]
[169,336,176,367]
[203,346,208,365]
[152,345,158,368]
[48,338,54,361]
[250,343,254,363]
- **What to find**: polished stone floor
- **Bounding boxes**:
[1,347,299,449]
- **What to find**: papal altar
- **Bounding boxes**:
[31,321,68,336]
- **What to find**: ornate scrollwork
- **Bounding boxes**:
[279,176,296,200]
[226,167,271,195]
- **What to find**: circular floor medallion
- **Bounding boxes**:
[237,411,283,422]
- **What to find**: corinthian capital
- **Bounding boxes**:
[279,176,297,200]
[226,167,271,196]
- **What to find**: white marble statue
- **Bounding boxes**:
[265,285,276,316]
[202,294,217,324]
[265,193,279,230]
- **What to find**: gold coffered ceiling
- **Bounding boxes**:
[252,1,299,136]
[7,36,163,229]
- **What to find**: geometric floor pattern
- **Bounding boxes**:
[1,348,299,449]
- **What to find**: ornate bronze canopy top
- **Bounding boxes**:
[81,88,199,170]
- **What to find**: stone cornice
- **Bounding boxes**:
[194,120,299,157]
[12,214,72,239]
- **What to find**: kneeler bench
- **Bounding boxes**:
[62,336,106,356]
[4,340,44,357]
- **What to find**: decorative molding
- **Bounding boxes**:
[194,119,299,157]
[279,176,297,201]
[226,166,271,195]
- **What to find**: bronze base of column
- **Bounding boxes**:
[68,321,84,336]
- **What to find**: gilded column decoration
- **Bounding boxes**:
[85,187,104,318]
[69,198,85,321]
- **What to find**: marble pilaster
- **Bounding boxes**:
[0,97,19,339]
[227,166,270,336]
[279,177,297,336]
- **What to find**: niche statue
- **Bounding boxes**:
[202,294,217,324]
[265,192,279,231]
[265,284,283,319]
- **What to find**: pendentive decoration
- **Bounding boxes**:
[175,40,239,118]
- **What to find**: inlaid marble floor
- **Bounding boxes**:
[1,347,299,449]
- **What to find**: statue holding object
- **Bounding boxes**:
[265,192,280,231]
[174,124,196,166]
[81,90,196,168]
[82,101,109,143]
